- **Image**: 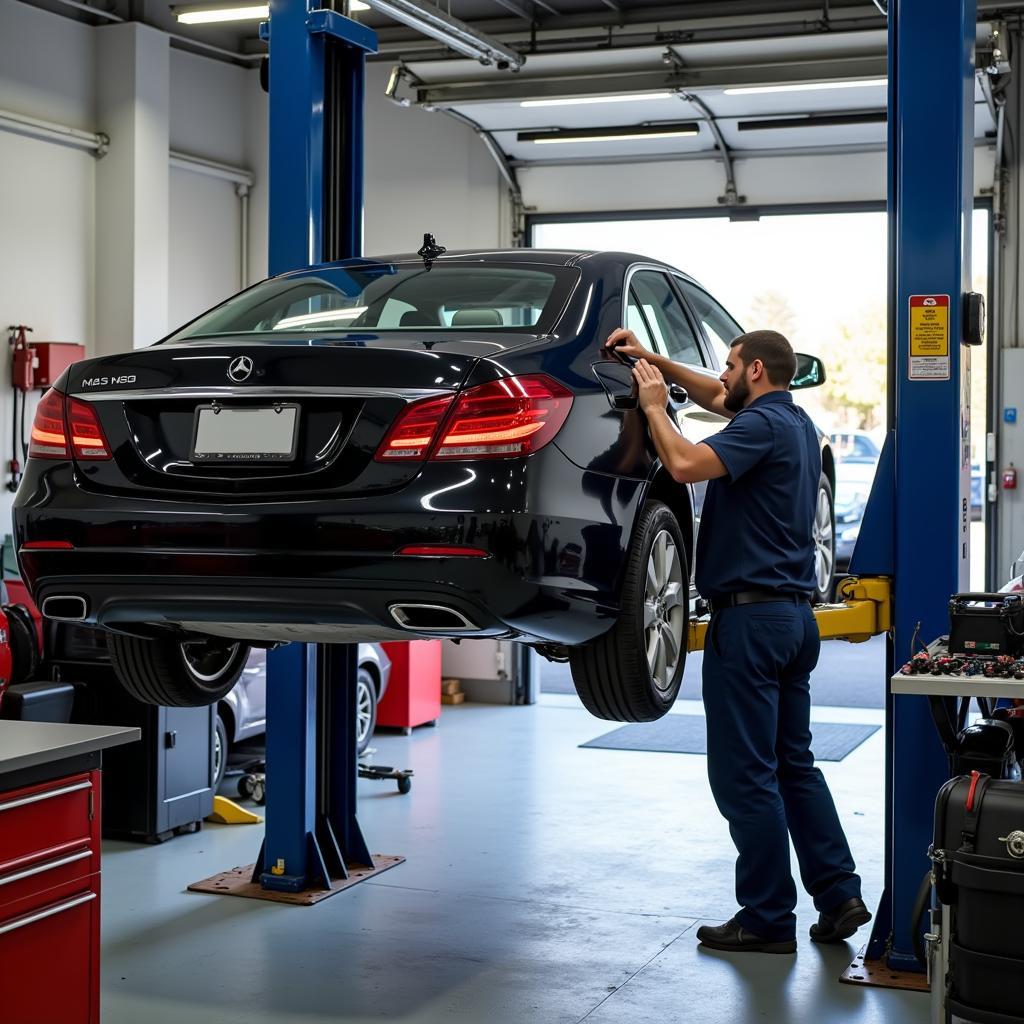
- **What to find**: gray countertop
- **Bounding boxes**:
[0,721,141,775]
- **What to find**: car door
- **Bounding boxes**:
[625,269,725,523]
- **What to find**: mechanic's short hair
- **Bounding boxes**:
[730,330,796,387]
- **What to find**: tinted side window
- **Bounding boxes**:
[676,279,744,366]
[628,271,704,366]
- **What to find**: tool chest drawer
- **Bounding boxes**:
[0,771,99,872]
[0,873,100,1024]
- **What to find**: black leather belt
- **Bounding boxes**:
[707,590,811,615]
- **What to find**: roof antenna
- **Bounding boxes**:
[418,233,446,268]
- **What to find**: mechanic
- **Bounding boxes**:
[605,327,870,955]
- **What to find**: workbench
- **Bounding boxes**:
[0,721,139,1024]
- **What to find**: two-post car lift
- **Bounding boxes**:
[204,0,977,984]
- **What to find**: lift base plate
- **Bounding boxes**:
[839,947,929,992]
[188,854,405,906]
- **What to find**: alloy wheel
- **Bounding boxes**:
[812,486,835,597]
[181,640,242,683]
[642,530,686,695]
[356,676,375,747]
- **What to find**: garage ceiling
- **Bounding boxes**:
[22,0,1006,170]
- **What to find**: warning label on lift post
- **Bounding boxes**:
[909,294,950,380]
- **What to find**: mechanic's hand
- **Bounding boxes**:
[633,358,668,414]
[606,328,654,362]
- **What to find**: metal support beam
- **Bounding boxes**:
[869,0,976,973]
[413,55,888,107]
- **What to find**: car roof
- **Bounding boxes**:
[285,249,702,282]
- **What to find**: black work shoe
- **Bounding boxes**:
[809,898,872,944]
[696,919,797,954]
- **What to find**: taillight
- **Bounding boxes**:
[67,398,111,459]
[28,389,69,459]
[375,375,573,463]
[28,391,111,461]
[434,375,573,459]
[376,394,455,461]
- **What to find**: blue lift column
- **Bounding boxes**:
[868,0,976,970]
[254,0,382,894]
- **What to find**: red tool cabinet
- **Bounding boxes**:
[377,641,442,731]
[0,722,139,1024]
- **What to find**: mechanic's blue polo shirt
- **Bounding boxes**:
[694,390,820,599]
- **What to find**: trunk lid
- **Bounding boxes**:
[62,336,531,498]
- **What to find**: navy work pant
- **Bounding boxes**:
[702,601,862,940]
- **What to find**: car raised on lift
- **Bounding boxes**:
[14,248,833,722]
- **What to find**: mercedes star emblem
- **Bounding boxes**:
[228,356,254,383]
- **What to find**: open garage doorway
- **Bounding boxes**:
[531,205,993,711]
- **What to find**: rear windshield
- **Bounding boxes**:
[168,263,574,339]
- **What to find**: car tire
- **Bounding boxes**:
[812,472,836,604]
[106,634,251,707]
[213,711,229,792]
[356,667,378,755]
[569,500,689,722]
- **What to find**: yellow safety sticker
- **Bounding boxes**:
[909,294,950,380]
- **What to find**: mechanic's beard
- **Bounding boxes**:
[723,373,751,413]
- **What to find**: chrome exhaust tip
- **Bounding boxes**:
[389,603,478,632]
[40,595,89,621]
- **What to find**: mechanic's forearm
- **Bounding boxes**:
[644,353,729,414]
[644,406,702,483]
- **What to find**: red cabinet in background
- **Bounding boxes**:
[377,641,441,731]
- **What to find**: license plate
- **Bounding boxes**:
[191,405,299,462]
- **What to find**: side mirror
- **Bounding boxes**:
[792,353,826,390]
[668,384,689,404]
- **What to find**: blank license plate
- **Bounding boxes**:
[191,405,299,462]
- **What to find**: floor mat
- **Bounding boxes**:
[581,716,879,762]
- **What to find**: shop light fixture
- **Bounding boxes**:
[518,122,699,145]
[175,1,368,24]
[724,78,887,96]
[520,92,674,108]
[737,111,886,131]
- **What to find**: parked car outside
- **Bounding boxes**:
[213,643,390,789]
[15,249,834,723]
[830,430,881,462]
[834,457,879,569]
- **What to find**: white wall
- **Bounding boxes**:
[363,64,506,253]
[169,167,242,325]
[0,0,97,541]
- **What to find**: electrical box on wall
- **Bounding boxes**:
[30,342,85,389]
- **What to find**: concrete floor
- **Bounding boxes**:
[100,697,926,1024]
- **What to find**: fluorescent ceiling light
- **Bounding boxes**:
[274,307,368,330]
[520,92,674,108]
[737,111,886,131]
[724,78,887,96]
[518,123,699,145]
[175,1,367,23]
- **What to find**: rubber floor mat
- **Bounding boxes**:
[580,716,879,762]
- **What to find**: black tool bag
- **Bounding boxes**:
[933,773,1024,1023]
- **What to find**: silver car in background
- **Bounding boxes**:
[214,643,392,788]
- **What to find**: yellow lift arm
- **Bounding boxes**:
[687,576,893,653]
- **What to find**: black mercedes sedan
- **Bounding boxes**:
[14,249,833,722]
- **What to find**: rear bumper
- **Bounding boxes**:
[14,455,640,646]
